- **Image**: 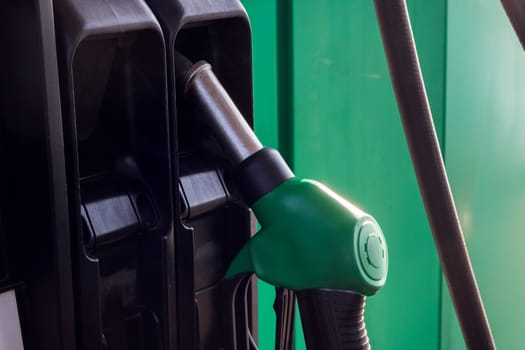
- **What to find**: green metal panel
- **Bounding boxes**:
[242,1,525,349]
[442,1,525,349]
[242,0,279,150]
[290,1,446,349]
[244,1,450,349]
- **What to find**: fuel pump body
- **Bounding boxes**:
[0,0,75,350]
[144,1,259,348]
[1,0,270,349]
[0,1,76,348]
[52,0,177,348]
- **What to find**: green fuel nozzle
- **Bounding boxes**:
[175,52,388,349]
[226,177,387,295]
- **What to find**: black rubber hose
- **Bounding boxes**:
[373,1,495,349]
[297,290,369,350]
[501,0,525,50]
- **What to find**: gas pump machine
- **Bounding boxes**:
[0,0,499,349]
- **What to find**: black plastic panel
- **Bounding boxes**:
[0,179,5,282]
[177,152,255,349]
[0,221,6,283]
[0,0,76,348]
[144,1,258,348]
[53,0,176,348]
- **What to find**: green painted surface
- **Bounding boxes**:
[243,1,525,349]
[442,1,525,349]
[290,1,446,349]
[242,0,279,150]
[236,0,504,350]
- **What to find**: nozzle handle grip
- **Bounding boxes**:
[297,289,370,350]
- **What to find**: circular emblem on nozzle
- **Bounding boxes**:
[358,221,388,282]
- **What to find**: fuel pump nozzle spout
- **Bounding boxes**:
[175,51,388,350]
[174,53,262,166]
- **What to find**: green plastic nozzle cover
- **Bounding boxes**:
[226,178,388,296]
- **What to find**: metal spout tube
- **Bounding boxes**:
[175,52,263,166]
[373,1,495,349]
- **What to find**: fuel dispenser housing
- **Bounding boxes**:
[0,0,76,348]
[143,1,258,348]
[0,0,259,349]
